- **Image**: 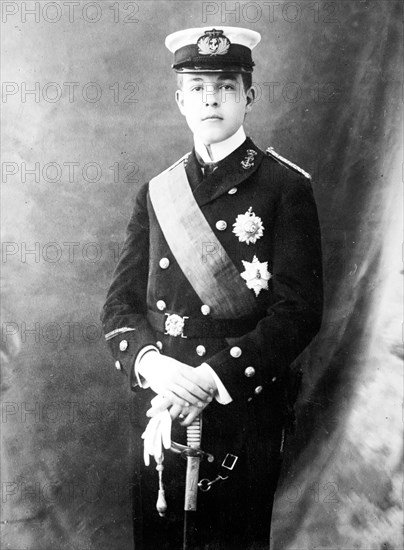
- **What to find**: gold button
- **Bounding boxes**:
[156,341,163,350]
[196,345,206,357]
[215,220,227,231]
[271,376,277,383]
[230,346,242,358]
[119,340,128,352]
[244,366,255,378]
[159,258,170,269]
[115,360,122,371]
[228,187,237,195]
[201,304,211,316]
[254,386,263,395]
[156,300,166,311]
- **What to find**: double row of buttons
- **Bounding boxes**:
[156,300,211,316]
[156,339,207,357]
[214,187,237,231]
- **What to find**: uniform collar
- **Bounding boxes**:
[186,136,265,207]
[194,126,246,163]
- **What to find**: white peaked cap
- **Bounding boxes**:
[165,26,261,53]
[165,26,261,73]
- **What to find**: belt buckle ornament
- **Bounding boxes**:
[164,313,189,338]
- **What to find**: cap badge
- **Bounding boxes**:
[233,207,264,245]
[240,255,271,297]
[197,29,230,56]
[241,149,257,170]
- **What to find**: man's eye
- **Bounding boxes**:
[220,84,236,91]
[191,86,203,92]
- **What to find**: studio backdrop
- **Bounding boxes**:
[1,1,402,549]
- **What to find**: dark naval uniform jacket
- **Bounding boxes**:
[101,137,323,549]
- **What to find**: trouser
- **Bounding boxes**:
[131,405,284,550]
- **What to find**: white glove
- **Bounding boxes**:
[138,352,214,408]
[141,395,172,466]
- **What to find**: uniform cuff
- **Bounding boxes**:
[199,363,232,405]
[133,345,159,388]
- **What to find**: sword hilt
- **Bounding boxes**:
[184,415,202,513]
[186,415,201,448]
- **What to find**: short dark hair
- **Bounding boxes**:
[240,72,252,91]
[177,72,252,92]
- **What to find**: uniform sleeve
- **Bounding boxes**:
[100,183,157,381]
[206,175,323,405]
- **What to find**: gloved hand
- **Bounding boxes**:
[141,395,172,466]
[146,365,218,426]
[138,351,215,409]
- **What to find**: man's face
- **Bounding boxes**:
[175,73,254,145]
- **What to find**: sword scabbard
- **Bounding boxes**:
[184,456,200,511]
[184,416,202,512]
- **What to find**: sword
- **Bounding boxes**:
[183,415,202,550]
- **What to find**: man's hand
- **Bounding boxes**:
[146,365,218,426]
[147,398,209,427]
[138,352,215,409]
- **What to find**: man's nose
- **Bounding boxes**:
[203,85,220,106]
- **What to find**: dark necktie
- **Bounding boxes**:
[194,149,220,178]
[196,157,219,180]
[201,161,218,178]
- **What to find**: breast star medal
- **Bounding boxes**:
[240,255,271,297]
[232,207,264,245]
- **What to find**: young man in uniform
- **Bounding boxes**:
[101,26,323,549]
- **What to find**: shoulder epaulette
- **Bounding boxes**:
[265,147,311,180]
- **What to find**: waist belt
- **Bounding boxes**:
[147,310,259,339]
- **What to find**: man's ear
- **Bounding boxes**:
[175,90,186,116]
[245,86,256,113]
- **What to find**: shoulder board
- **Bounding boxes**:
[158,152,191,177]
[265,147,311,180]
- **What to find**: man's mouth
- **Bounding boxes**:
[202,115,223,121]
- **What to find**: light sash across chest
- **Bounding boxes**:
[148,160,257,319]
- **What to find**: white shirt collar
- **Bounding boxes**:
[194,126,246,163]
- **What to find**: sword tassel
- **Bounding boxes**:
[156,457,167,517]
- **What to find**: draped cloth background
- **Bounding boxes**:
[1,1,402,549]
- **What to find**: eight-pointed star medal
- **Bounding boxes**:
[240,255,271,296]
